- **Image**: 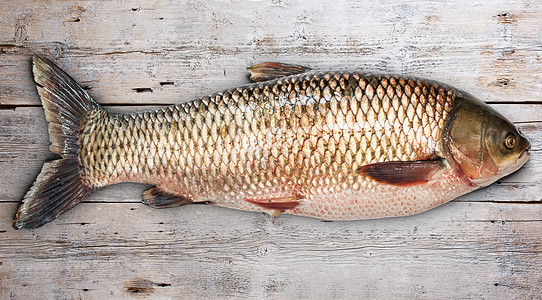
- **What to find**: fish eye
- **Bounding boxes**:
[504,133,516,149]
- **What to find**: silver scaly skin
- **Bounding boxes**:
[80,71,466,219]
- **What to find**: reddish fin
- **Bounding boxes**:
[247,62,311,82]
[357,159,445,187]
[142,187,193,208]
[245,194,302,210]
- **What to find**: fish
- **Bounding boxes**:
[12,56,531,229]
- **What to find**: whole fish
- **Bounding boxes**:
[13,56,530,229]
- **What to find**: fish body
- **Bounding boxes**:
[13,57,530,229]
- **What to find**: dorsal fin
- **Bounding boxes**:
[247,62,311,82]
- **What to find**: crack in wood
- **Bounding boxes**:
[0,105,16,111]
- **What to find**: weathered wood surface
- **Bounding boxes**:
[0,0,541,299]
[0,202,541,299]
[1,0,542,106]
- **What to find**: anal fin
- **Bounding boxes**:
[245,193,302,211]
[357,159,445,187]
[247,62,311,82]
[142,187,193,208]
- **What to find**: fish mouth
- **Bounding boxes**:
[515,148,530,165]
[515,133,531,165]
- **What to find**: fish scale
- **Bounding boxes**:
[14,57,529,229]
[77,71,455,219]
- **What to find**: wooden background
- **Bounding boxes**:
[0,0,541,298]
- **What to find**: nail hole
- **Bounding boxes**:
[133,88,153,93]
[156,283,171,287]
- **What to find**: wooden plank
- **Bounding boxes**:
[0,202,540,299]
[0,0,541,299]
[0,105,540,204]
[1,0,542,106]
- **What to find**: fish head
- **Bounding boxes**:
[444,95,530,187]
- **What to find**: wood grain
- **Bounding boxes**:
[1,0,542,106]
[0,0,541,299]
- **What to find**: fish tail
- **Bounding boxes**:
[13,56,100,229]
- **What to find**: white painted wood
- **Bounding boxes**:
[0,0,542,106]
[0,0,540,299]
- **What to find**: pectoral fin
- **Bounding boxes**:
[357,159,445,187]
[142,187,193,208]
[247,62,311,82]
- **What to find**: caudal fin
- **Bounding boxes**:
[13,56,100,229]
